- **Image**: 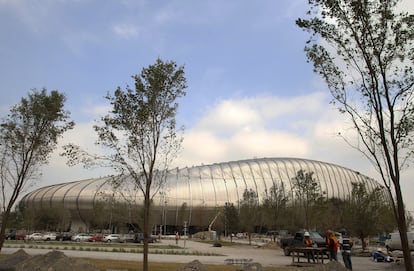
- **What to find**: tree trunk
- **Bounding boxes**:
[142,195,150,271]
[0,210,10,252]
[395,185,413,271]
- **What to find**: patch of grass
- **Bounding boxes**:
[0,251,297,271]
[5,242,221,256]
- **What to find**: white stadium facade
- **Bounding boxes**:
[20,157,383,233]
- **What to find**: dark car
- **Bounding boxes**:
[134,233,157,243]
[56,232,73,241]
[119,234,135,243]
[5,230,25,240]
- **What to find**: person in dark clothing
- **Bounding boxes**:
[339,228,353,270]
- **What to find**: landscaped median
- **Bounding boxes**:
[3,241,223,256]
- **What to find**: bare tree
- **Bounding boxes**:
[291,170,325,229]
[223,202,240,240]
[297,1,414,269]
[262,182,289,230]
[239,188,259,245]
[0,88,73,251]
[63,58,186,271]
[344,182,393,250]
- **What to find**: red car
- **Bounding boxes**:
[88,235,103,242]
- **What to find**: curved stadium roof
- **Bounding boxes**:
[20,157,381,230]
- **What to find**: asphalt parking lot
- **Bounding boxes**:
[0,238,407,270]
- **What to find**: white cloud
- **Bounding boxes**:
[112,23,140,39]
[397,0,414,13]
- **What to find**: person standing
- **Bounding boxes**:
[175,232,179,244]
[339,229,353,270]
[304,232,315,263]
[326,230,338,261]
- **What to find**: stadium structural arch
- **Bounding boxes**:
[20,157,384,233]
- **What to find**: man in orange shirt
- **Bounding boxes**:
[326,230,338,261]
[304,232,315,263]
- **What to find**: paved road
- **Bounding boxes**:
[1,239,405,270]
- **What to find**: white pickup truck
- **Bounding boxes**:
[385,231,414,251]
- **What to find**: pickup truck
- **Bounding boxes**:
[279,230,326,256]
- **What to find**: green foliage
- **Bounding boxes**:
[239,189,259,233]
[344,182,395,241]
[223,202,240,235]
[1,89,74,166]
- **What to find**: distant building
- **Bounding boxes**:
[20,157,383,233]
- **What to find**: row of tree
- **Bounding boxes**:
[219,172,398,248]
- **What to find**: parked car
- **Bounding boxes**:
[103,234,121,243]
[42,232,57,241]
[71,233,91,242]
[25,232,43,241]
[134,233,157,243]
[5,231,25,240]
[88,235,104,242]
[119,234,135,243]
[56,232,73,241]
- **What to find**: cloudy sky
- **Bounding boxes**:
[1,0,413,212]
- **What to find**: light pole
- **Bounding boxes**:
[183,221,188,248]
[163,200,167,236]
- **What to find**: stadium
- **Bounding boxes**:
[20,157,382,234]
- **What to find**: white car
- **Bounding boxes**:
[385,231,414,251]
[71,233,91,242]
[25,232,43,241]
[103,234,121,243]
[42,232,57,241]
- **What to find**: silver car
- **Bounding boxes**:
[103,234,121,243]
[71,233,91,242]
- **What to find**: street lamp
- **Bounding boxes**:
[183,221,188,248]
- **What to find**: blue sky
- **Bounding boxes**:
[1,0,414,213]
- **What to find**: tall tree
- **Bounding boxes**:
[297,1,414,269]
[0,88,73,251]
[262,182,289,230]
[291,170,325,229]
[223,202,239,240]
[239,188,259,244]
[63,58,186,271]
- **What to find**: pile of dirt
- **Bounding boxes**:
[0,249,98,271]
[176,259,208,271]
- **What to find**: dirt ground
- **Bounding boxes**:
[0,249,352,271]
[0,249,355,271]
[0,249,98,271]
